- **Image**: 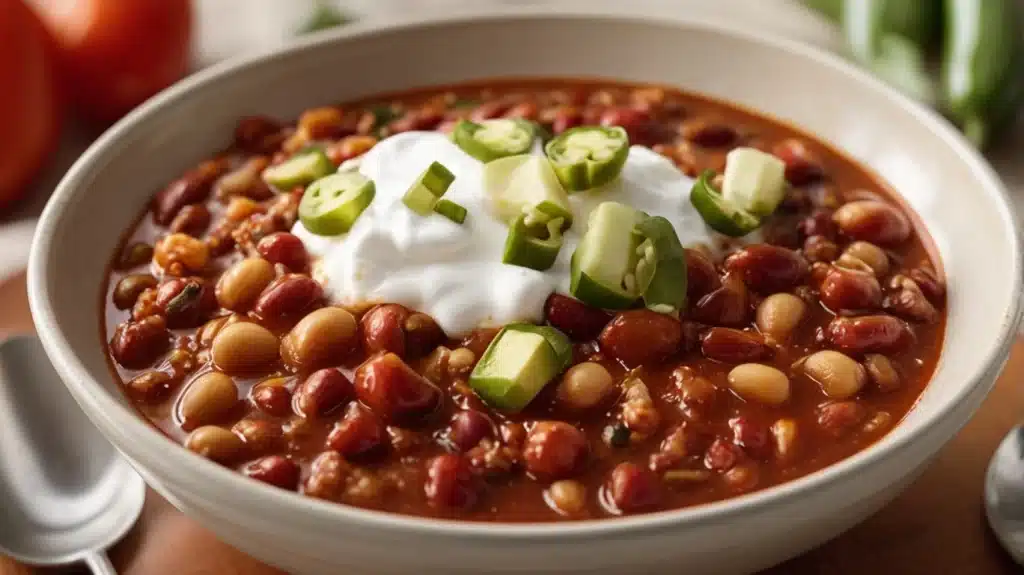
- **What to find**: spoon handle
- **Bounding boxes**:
[83,550,118,575]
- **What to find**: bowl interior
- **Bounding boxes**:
[30,10,1021,532]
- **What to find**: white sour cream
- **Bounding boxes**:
[292,131,717,335]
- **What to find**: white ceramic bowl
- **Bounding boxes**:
[28,7,1023,575]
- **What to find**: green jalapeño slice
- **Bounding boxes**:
[263,148,335,190]
[502,214,565,272]
[569,201,649,309]
[299,172,375,235]
[690,170,762,237]
[544,125,630,192]
[453,118,536,163]
[402,161,456,216]
[633,214,688,316]
[482,154,573,229]
[468,323,572,412]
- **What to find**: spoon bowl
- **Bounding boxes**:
[985,425,1024,566]
[0,335,145,573]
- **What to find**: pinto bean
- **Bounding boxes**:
[727,364,790,406]
[826,315,914,355]
[802,235,839,263]
[186,425,245,463]
[110,316,170,369]
[543,293,613,341]
[598,310,682,368]
[700,328,771,363]
[523,421,588,480]
[819,266,882,312]
[293,368,354,418]
[177,372,238,430]
[353,353,442,424]
[864,354,902,392]
[755,293,807,340]
[556,362,614,410]
[693,273,749,326]
[833,201,911,245]
[424,454,479,509]
[817,401,867,436]
[216,258,276,312]
[724,244,809,294]
[546,480,588,515]
[839,242,889,277]
[798,350,867,399]
[210,322,279,373]
[281,307,358,369]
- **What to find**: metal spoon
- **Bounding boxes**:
[0,335,145,574]
[985,424,1024,565]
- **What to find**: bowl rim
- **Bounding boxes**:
[28,6,1024,539]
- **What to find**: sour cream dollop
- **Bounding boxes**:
[292,132,717,335]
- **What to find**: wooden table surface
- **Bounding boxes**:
[1,270,1021,575]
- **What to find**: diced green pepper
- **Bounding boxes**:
[689,170,762,237]
[633,214,688,315]
[721,147,787,216]
[263,149,335,189]
[502,214,564,272]
[544,125,630,191]
[453,118,536,162]
[468,323,571,412]
[402,161,455,216]
[298,172,375,235]
[482,154,573,229]
[569,201,648,309]
[433,199,467,224]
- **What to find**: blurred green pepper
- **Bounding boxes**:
[941,0,1024,148]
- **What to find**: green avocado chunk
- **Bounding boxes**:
[468,323,572,412]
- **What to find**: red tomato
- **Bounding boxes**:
[0,0,62,209]
[28,0,193,124]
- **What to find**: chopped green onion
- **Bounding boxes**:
[433,199,467,224]
[502,214,564,271]
[298,172,375,235]
[721,147,787,216]
[544,125,630,191]
[402,161,455,216]
[482,154,573,229]
[690,170,762,237]
[453,119,536,162]
[263,149,335,189]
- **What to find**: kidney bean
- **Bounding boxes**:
[112,274,158,310]
[327,403,387,458]
[232,418,283,454]
[282,307,359,369]
[244,455,300,490]
[817,401,867,436]
[704,438,742,471]
[724,463,760,491]
[672,368,719,412]
[297,107,350,140]
[798,209,837,240]
[152,160,224,225]
[403,313,445,358]
[354,353,442,424]
[303,450,352,501]
[826,315,914,355]
[448,410,495,452]
[883,275,938,323]
[360,304,408,357]
[461,328,501,359]
[544,293,613,341]
[700,328,771,364]
[125,370,178,403]
[833,200,911,245]
[504,101,538,120]
[680,118,737,148]
[693,273,749,326]
[605,462,662,513]
[724,244,809,294]
[110,316,170,369]
[819,266,882,312]
[257,232,308,272]
[253,275,324,324]
[600,107,662,145]
[523,421,588,480]
[234,116,284,153]
[730,417,771,460]
[552,108,583,134]
[390,109,444,133]
[293,368,354,418]
[772,139,824,187]
[470,101,511,121]
[156,278,217,329]
[685,248,721,303]
[169,204,211,236]
[802,235,839,263]
[598,310,682,368]
[908,266,945,304]
[251,385,293,417]
[425,454,479,509]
